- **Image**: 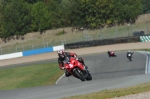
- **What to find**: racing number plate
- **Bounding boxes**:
[69,64,73,68]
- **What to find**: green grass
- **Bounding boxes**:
[0,62,64,90]
[56,29,66,36]
[62,83,150,99]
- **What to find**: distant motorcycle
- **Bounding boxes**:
[127,52,133,61]
[63,57,92,81]
[108,51,117,57]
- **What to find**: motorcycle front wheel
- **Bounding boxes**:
[73,68,86,81]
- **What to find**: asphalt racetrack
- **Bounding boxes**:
[1,51,150,99]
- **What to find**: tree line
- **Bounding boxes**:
[0,0,149,40]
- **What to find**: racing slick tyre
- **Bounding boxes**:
[86,73,92,81]
[73,68,86,81]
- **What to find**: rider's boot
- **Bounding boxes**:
[65,70,71,77]
[82,63,88,74]
[84,65,88,69]
[78,58,88,69]
[82,62,88,69]
[83,67,89,75]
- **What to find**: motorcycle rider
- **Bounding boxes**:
[127,50,133,58]
[108,51,115,57]
[57,49,88,77]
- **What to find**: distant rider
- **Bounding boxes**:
[57,49,87,77]
[108,51,115,57]
[127,50,133,58]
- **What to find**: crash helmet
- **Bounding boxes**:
[57,49,65,58]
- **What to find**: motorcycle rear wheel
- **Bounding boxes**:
[86,73,92,81]
[128,57,132,61]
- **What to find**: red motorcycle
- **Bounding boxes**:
[108,51,117,57]
[63,57,92,81]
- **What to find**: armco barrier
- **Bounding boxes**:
[23,45,65,56]
[65,36,140,49]
[53,45,65,51]
[0,52,23,60]
[0,45,64,60]
[22,47,53,56]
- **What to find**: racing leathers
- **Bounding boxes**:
[127,52,133,58]
[108,51,115,57]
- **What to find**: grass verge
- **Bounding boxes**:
[62,82,150,99]
[0,62,64,90]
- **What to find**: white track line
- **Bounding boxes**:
[55,73,65,84]
[145,54,148,74]
[138,51,148,74]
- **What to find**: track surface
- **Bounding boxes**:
[57,51,146,84]
[1,51,150,99]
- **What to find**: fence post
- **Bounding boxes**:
[22,41,24,51]
[0,48,2,55]
[42,35,45,48]
[115,24,118,38]
[100,27,103,40]
[61,41,64,45]
[130,24,132,35]
[32,44,34,49]
[127,23,130,36]
[146,21,149,34]
[46,42,48,47]
[15,45,18,52]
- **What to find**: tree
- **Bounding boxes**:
[142,0,150,13]
[46,0,63,28]
[24,0,43,4]
[1,0,31,39]
[62,0,81,26]
[115,0,142,23]
[30,2,50,31]
[0,0,144,39]
[72,0,142,28]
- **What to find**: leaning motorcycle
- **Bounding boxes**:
[63,57,92,81]
[108,51,117,57]
[127,53,133,61]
